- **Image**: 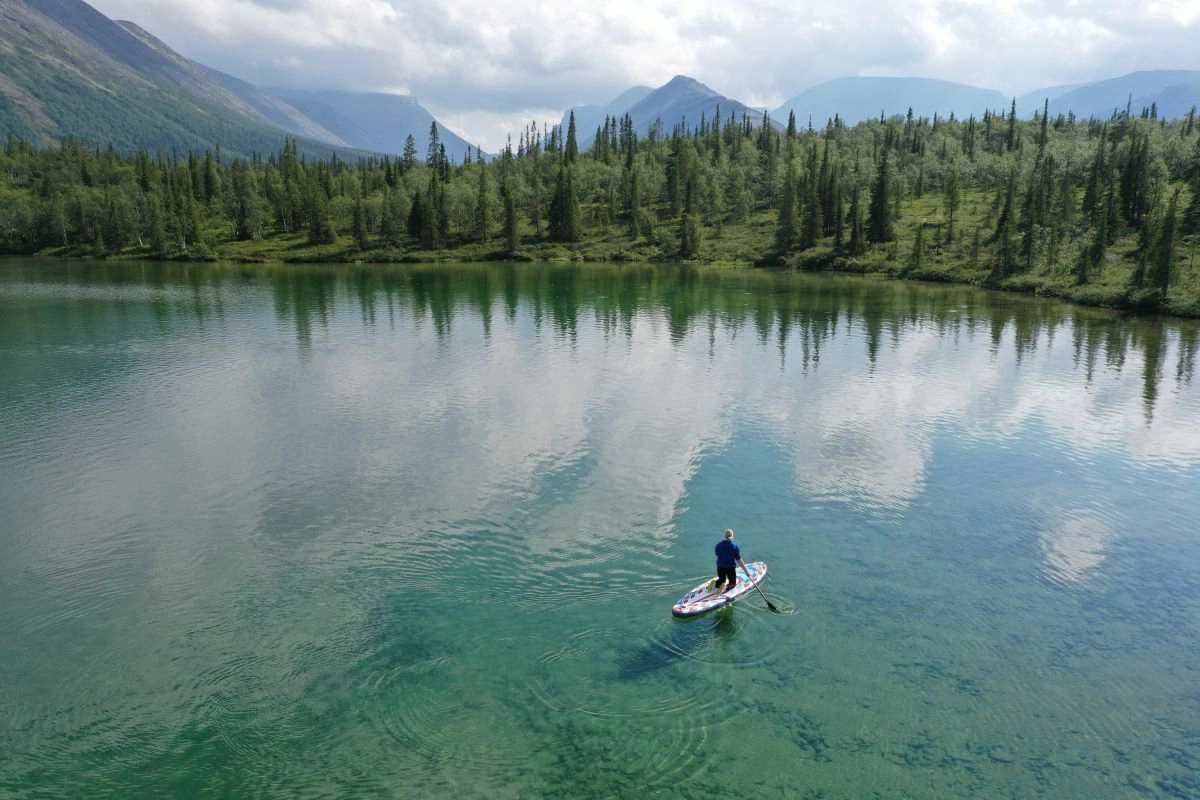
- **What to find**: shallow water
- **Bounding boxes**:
[1,260,1198,798]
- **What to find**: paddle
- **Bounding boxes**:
[742,562,781,614]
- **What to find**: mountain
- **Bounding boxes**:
[0,0,361,158]
[1030,70,1200,120]
[1015,83,1088,116]
[562,76,773,149]
[264,88,480,161]
[115,21,349,147]
[0,0,484,160]
[628,75,774,137]
[561,85,653,149]
[1137,81,1200,120]
[774,77,1010,126]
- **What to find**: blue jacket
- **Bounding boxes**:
[715,539,741,568]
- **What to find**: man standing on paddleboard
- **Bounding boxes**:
[712,529,750,593]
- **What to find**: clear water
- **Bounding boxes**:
[1,260,1198,799]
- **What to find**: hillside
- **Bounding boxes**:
[0,0,362,158]
[114,21,348,148]
[263,88,480,161]
[1040,70,1200,119]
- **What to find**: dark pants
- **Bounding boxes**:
[716,566,738,589]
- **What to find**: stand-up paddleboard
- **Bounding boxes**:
[672,562,768,618]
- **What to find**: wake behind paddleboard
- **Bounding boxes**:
[672,562,768,618]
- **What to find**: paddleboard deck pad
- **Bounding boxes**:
[672,562,768,618]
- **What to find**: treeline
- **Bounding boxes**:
[1,100,1198,310]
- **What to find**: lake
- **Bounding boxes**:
[1,260,1198,799]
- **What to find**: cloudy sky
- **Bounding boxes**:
[87,0,1200,151]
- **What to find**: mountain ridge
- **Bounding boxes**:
[0,0,362,158]
[774,76,1011,127]
[263,88,480,161]
[563,75,776,150]
[0,0,484,160]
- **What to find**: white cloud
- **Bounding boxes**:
[87,0,1200,149]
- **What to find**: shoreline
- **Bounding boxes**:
[15,246,1200,321]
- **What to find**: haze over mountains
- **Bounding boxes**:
[263,88,475,162]
[564,71,1200,150]
[563,76,782,149]
[0,0,481,159]
[1,0,1197,161]
[769,72,1200,126]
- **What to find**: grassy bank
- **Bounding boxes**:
[34,187,1200,319]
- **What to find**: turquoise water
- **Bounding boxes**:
[1,260,1198,798]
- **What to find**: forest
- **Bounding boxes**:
[1,100,1198,315]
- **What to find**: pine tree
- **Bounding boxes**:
[147,190,167,255]
[1037,98,1050,154]
[380,187,398,246]
[474,166,490,243]
[1006,98,1018,152]
[679,163,702,259]
[866,149,894,243]
[402,135,418,172]
[625,165,641,238]
[501,177,518,254]
[831,165,845,250]
[992,174,1018,281]
[908,222,925,272]
[565,111,579,164]
[352,196,368,251]
[847,180,865,256]
[548,165,580,243]
[1142,188,1180,294]
[1182,177,1200,234]
[777,161,799,252]
[306,177,337,245]
[230,161,264,241]
[426,123,442,169]
[408,191,425,239]
[944,168,960,244]
[1077,216,1106,285]
[800,142,821,248]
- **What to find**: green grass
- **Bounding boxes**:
[31,188,1200,319]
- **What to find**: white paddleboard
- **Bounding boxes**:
[672,561,768,618]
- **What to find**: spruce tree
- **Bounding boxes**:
[475,166,490,243]
[908,222,924,272]
[1006,98,1018,152]
[501,177,518,255]
[944,168,960,244]
[1143,188,1180,294]
[408,191,425,239]
[847,180,865,256]
[426,123,441,169]
[402,135,418,172]
[679,170,702,259]
[625,165,641,238]
[992,175,1018,281]
[548,166,580,243]
[801,142,821,248]
[776,162,798,252]
[1182,178,1200,234]
[565,111,579,164]
[866,149,893,243]
[352,196,368,251]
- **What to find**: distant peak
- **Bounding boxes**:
[659,75,719,96]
